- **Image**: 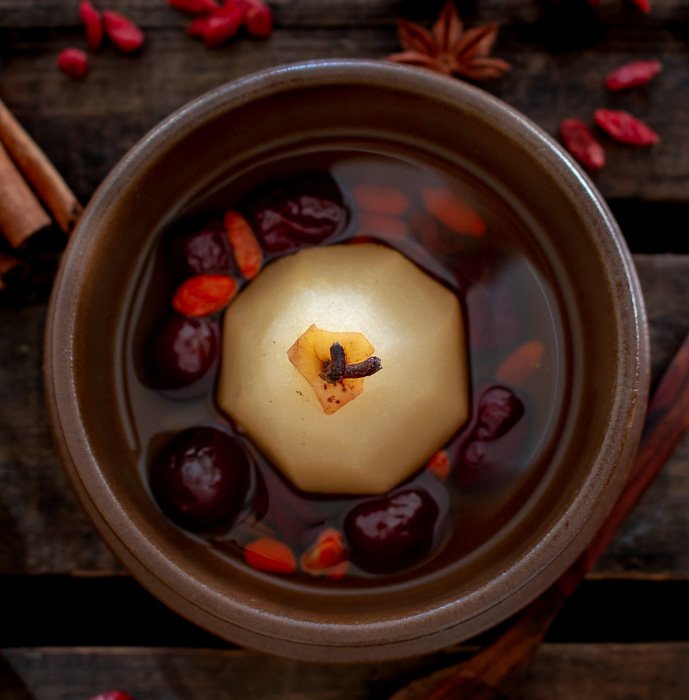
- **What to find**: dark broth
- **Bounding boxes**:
[120,144,569,584]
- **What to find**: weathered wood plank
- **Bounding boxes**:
[0,0,685,28]
[0,3,687,201]
[520,643,689,700]
[0,28,400,204]
[0,255,688,577]
[1,644,688,699]
[0,0,400,28]
[0,646,449,700]
[0,302,123,574]
[0,1,502,29]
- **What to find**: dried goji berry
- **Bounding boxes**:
[57,48,89,78]
[324,561,349,579]
[353,184,410,217]
[495,340,545,387]
[199,11,243,47]
[103,10,145,53]
[594,109,659,146]
[245,537,296,574]
[187,17,209,37]
[421,187,486,237]
[426,450,451,480]
[79,0,103,50]
[182,0,272,44]
[172,273,237,317]
[169,0,219,15]
[214,0,247,18]
[629,0,650,13]
[224,210,263,279]
[560,118,605,171]
[605,60,661,91]
[300,528,348,577]
[358,213,409,240]
[243,0,273,38]
[88,692,137,700]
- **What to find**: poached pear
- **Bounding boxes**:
[217,243,468,495]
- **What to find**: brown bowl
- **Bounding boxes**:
[45,59,649,661]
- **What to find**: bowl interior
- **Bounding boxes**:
[46,60,648,660]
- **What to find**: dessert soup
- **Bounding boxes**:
[118,143,570,583]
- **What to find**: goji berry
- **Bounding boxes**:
[559,118,605,171]
[358,213,409,240]
[103,11,145,53]
[421,187,486,237]
[324,561,349,580]
[244,537,296,574]
[243,0,273,38]
[353,184,410,217]
[495,340,545,387]
[172,274,237,317]
[216,0,247,16]
[224,210,263,279]
[594,109,659,146]
[79,0,103,50]
[629,0,650,12]
[426,450,451,480]
[57,48,89,79]
[187,17,209,37]
[169,0,219,15]
[300,528,348,577]
[199,11,243,47]
[605,60,661,91]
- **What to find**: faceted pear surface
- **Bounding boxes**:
[218,243,468,494]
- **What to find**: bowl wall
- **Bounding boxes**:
[45,59,649,661]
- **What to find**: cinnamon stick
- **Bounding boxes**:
[392,333,689,700]
[0,98,82,234]
[0,250,29,290]
[0,141,51,247]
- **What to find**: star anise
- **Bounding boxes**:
[387,1,510,81]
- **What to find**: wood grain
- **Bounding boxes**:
[0,3,687,696]
[0,1,687,201]
[1,644,687,699]
[0,1,685,28]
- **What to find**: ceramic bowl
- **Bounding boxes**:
[45,59,649,661]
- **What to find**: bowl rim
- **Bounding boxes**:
[45,58,650,661]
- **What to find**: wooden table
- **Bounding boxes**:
[1,1,688,697]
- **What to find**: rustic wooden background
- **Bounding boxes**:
[1,1,689,698]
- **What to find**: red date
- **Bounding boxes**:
[475,386,525,441]
[168,219,235,279]
[148,314,219,393]
[150,426,250,531]
[247,175,348,253]
[344,488,438,573]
